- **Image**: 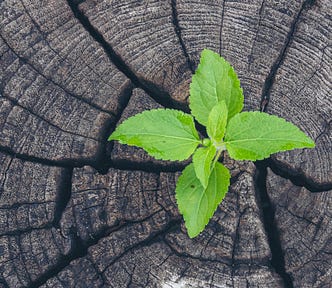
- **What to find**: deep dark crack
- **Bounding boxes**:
[93,83,134,174]
[163,238,232,266]
[267,158,332,192]
[27,215,180,288]
[0,143,117,172]
[66,0,188,112]
[0,145,74,168]
[26,222,125,288]
[255,160,294,288]
[53,168,73,228]
[171,0,195,73]
[260,0,316,111]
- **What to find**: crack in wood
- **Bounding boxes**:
[254,161,294,288]
[315,119,331,143]
[171,0,195,73]
[53,168,73,228]
[0,200,55,210]
[93,83,134,174]
[230,206,249,286]
[25,221,125,288]
[0,145,75,167]
[0,156,13,197]
[293,44,328,99]
[260,0,317,112]
[26,215,179,288]
[164,235,273,268]
[267,158,332,192]
[219,0,226,54]
[66,0,188,112]
[163,238,230,266]
[0,144,108,172]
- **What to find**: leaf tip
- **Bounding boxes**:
[185,218,205,239]
[306,139,316,148]
[107,133,116,141]
[187,230,200,239]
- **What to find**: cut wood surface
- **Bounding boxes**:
[0,0,331,287]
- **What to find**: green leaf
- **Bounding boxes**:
[192,145,217,188]
[207,101,228,144]
[189,49,243,126]
[176,162,231,238]
[224,111,315,161]
[108,109,201,161]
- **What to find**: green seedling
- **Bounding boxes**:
[108,49,315,238]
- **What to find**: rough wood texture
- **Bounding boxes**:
[79,0,193,104]
[0,0,331,287]
[266,169,332,287]
[0,0,130,164]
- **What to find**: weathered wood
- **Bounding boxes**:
[79,0,193,104]
[60,165,164,240]
[39,160,283,287]
[266,169,332,287]
[264,3,332,184]
[0,0,331,287]
[175,0,305,108]
[0,154,63,234]
[0,0,130,163]
[0,153,72,286]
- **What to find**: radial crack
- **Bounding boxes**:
[255,161,294,288]
[0,145,101,169]
[93,83,134,174]
[53,168,73,228]
[66,0,187,112]
[260,0,316,111]
[26,222,124,288]
[28,213,178,287]
[267,158,332,192]
[171,0,194,73]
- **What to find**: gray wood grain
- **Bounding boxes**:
[267,169,332,287]
[0,0,330,287]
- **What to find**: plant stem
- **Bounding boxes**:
[212,148,223,169]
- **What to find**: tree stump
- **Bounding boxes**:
[0,0,331,287]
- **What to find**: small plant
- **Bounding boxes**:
[108,49,315,238]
